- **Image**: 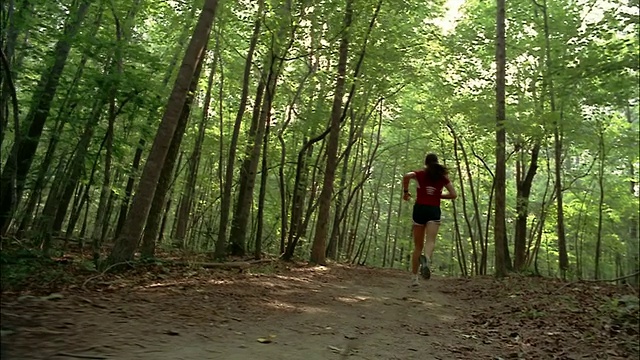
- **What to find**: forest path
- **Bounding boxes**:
[1,263,637,359]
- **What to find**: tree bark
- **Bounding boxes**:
[625,106,639,287]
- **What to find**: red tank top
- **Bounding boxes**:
[414,170,450,207]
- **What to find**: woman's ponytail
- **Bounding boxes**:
[424,153,448,181]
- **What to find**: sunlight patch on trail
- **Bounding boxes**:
[334,295,371,304]
[263,300,329,314]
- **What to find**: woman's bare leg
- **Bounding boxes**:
[411,224,426,275]
[424,221,441,260]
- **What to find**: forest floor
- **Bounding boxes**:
[1,258,639,360]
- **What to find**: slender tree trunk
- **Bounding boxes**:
[90,1,139,263]
[0,0,91,231]
[625,106,639,287]
[230,0,296,256]
[108,0,219,264]
[228,78,266,255]
[538,0,569,276]
[594,120,606,279]
[513,142,540,271]
[17,52,89,236]
[452,192,468,276]
[382,146,398,267]
[450,128,478,274]
[91,88,116,264]
[255,122,270,259]
[139,55,206,258]
[65,143,103,239]
[390,172,405,268]
[494,0,507,277]
[310,0,353,265]
[327,110,357,260]
[175,46,218,246]
[114,8,193,237]
[215,0,263,259]
[459,137,486,273]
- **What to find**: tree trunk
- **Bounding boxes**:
[0,0,91,231]
[513,142,540,271]
[493,0,508,278]
[215,0,263,259]
[536,0,569,277]
[310,0,352,265]
[91,2,139,263]
[175,46,218,246]
[65,143,103,239]
[139,56,206,258]
[390,133,410,268]
[108,0,219,264]
[450,127,478,274]
[114,6,193,237]
[16,46,90,237]
[459,136,487,273]
[326,110,357,260]
[255,122,270,259]
[91,87,116,264]
[382,164,398,267]
[229,0,296,256]
[625,106,639,287]
[594,119,606,279]
[228,78,266,255]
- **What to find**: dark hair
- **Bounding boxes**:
[424,153,448,181]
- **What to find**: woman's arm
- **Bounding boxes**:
[441,181,457,200]
[402,172,416,201]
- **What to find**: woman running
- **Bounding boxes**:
[402,153,457,286]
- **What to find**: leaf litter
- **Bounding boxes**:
[0,260,637,359]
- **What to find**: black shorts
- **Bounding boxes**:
[412,204,441,225]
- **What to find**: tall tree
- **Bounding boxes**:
[309,0,353,265]
[107,0,219,264]
[215,0,264,259]
[493,0,508,277]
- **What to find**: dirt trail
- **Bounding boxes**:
[1,264,637,359]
